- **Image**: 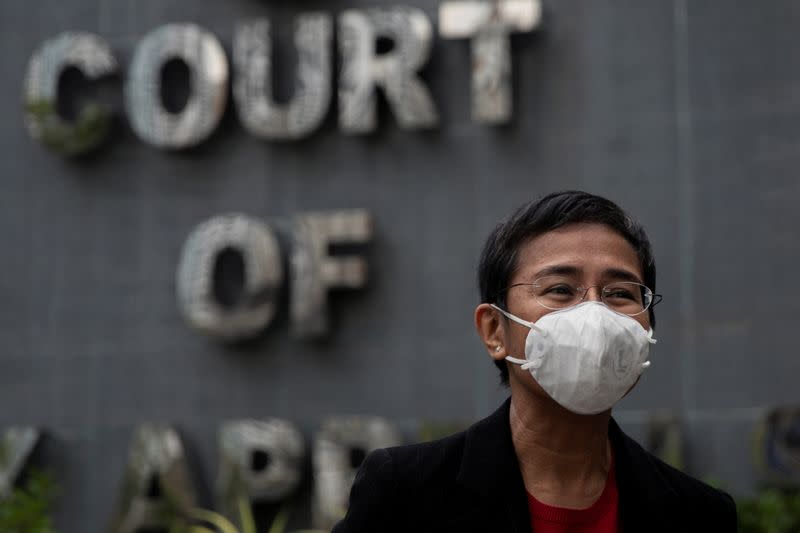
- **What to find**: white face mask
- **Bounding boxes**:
[491,301,657,415]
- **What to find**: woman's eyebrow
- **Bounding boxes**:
[530,265,643,284]
[602,268,643,284]
[532,265,581,278]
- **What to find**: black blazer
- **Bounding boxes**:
[332,398,737,532]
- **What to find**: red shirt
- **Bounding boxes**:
[527,464,619,533]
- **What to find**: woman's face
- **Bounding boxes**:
[476,222,650,401]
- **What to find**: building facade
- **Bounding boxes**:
[2,0,799,530]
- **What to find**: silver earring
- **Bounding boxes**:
[495,346,502,352]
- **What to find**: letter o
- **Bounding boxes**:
[176,214,283,341]
[126,23,229,149]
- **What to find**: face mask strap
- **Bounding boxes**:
[504,354,543,373]
[489,304,546,335]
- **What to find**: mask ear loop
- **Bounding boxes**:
[489,304,547,368]
[489,304,546,335]
[640,330,657,370]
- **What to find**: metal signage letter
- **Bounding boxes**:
[754,407,800,487]
[0,427,40,498]
[290,210,372,338]
[339,7,439,133]
[217,420,305,531]
[177,214,284,341]
[440,0,542,123]
[23,32,117,156]
[126,23,229,149]
[234,15,333,140]
[312,417,401,529]
[108,425,198,533]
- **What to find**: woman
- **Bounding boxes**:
[333,191,736,532]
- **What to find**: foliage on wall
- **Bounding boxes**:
[738,489,800,533]
[0,470,58,533]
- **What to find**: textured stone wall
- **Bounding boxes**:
[1,0,799,530]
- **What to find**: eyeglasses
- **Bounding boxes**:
[500,275,662,316]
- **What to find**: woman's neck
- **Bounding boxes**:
[509,389,613,508]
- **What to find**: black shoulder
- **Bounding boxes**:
[331,448,397,533]
[383,429,468,488]
[635,441,737,527]
[658,454,734,499]
[332,430,469,533]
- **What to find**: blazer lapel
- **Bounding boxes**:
[455,401,681,533]
[456,398,530,533]
[609,418,678,532]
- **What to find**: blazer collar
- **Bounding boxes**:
[457,397,678,532]
[457,397,530,533]
[608,417,678,530]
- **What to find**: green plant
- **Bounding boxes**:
[24,98,111,156]
[737,489,800,533]
[0,470,58,533]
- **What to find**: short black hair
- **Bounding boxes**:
[478,191,657,385]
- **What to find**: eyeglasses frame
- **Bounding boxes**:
[496,278,663,317]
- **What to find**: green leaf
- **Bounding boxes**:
[0,470,58,533]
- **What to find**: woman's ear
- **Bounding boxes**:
[474,303,507,361]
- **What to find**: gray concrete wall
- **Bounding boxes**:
[1,0,799,530]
